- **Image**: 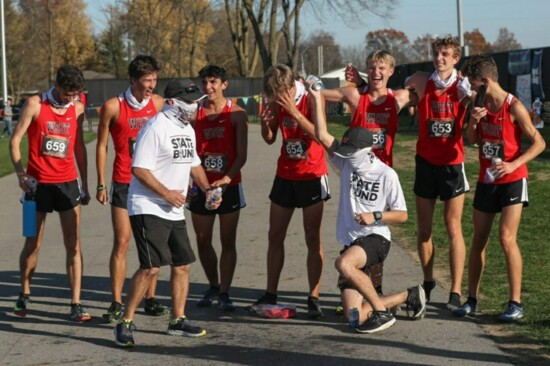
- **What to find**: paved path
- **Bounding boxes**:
[0,124,515,365]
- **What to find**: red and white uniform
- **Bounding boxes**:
[477,93,527,184]
[195,99,241,186]
[26,94,78,183]
[417,79,467,165]
[110,95,157,184]
[276,93,327,180]
[350,87,398,166]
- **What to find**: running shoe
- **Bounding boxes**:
[422,280,436,302]
[405,284,426,320]
[196,287,219,308]
[356,309,396,334]
[446,292,461,311]
[144,297,169,316]
[114,319,136,347]
[497,301,524,322]
[453,297,477,317]
[335,302,344,316]
[217,293,236,312]
[70,303,92,322]
[167,317,206,337]
[14,293,30,317]
[102,301,123,323]
[307,296,323,319]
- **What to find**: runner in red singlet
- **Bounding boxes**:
[96,55,167,322]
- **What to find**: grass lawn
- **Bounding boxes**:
[328,115,550,357]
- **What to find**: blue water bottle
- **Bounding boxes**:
[22,178,38,237]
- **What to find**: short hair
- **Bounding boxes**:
[461,55,499,81]
[56,65,84,92]
[432,36,462,58]
[198,65,228,82]
[128,55,161,80]
[366,50,395,69]
[263,64,295,100]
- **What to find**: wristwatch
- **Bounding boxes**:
[373,211,382,223]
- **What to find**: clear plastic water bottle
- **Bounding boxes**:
[484,158,502,184]
[22,178,38,237]
[532,97,542,115]
[305,75,325,91]
[205,187,222,210]
[348,307,360,328]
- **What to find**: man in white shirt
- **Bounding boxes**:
[113,79,220,347]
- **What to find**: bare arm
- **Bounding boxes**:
[307,88,337,152]
[9,96,40,193]
[95,98,118,205]
[276,90,317,141]
[405,72,430,103]
[261,102,279,145]
[465,106,486,145]
[73,101,90,205]
[355,210,408,226]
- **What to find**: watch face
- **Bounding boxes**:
[374,211,382,221]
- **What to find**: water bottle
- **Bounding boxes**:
[22,178,38,237]
[205,187,222,211]
[484,158,502,184]
[532,97,542,115]
[348,307,360,328]
[305,75,325,91]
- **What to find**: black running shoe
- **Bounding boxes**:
[114,319,136,347]
[197,286,220,308]
[405,285,426,320]
[356,309,396,334]
[144,298,169,316]
[167,317,206,337]
[446,292,461,311]
[307,296,323,319]
[70,303,91,322]
[14,293,30,317]
[218,293,236,311]
[422,280,436,302]
[102,302,123,323]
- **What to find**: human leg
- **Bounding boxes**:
[266,202,294,294]
[443,194,467,308]
[109,206,132,304]
[216,210,240,310]
[415,196,437,298]
[302,201,324,298]
[59,206,83,305]
[498,204,523,304]
[191,212,220,307]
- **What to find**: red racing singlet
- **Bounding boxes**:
[26,94,78,183]
[110,95,157,184]
[195,99,241,185]
[417,79,467,165]
[477,93,527,184]
[276,93,328,180]
[350,88,398,166]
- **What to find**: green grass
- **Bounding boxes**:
[327,114,550,356]
[0,132,97,176]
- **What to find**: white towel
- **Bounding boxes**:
[429,69,458,89]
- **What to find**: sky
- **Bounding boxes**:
[85,0,549,51]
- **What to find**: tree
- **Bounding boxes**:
[365,29,413,65]
[300,31,341,75]
[340,45,368,70]
[410,34,440,62]
[95,4,128,78]
[492,27,522,53]
[464,28,492,55]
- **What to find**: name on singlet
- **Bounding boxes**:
[430,101,454,114]
[480,122,502,137]
[282,116,298,129]
[129,117,150,129]
[203,126,225,139]
[46,121,70,134]
[366,112,390,125]
[171,136,195,160]
[351,173,380,202]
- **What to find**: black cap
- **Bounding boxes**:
[333,127,374,158]
[164,79,203,101]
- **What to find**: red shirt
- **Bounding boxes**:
[276,93,327,180]
[110,95,157,184]
[26,94,78,183]
[477,94,527,184]
[195,99,241,185]
[350,88,398,166]
[417,79,467,165]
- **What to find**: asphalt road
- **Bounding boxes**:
[0,124,516,365]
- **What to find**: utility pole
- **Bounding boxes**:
[457,0,468,56]
[1,0,8,102]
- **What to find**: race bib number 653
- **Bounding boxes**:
[428,119,455,138]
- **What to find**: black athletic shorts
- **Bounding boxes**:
[187,184,246,215]
[129,214,196,269]
[269,175,330,208]
[110,181,129,209]
[473,179,528,213]
[35,180,81,212]
[413,154,469,201]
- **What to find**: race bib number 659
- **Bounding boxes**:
[42,135,69,158]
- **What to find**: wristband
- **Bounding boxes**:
[96,184,106,191]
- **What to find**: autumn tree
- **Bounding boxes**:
[95,4,128,78]
[492,27,522,53]
[464,28,492,55]
[410,34,440,62]
[365,29,413,65]
[300,31,341,75]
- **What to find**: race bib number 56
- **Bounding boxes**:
[42,135,69,158]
